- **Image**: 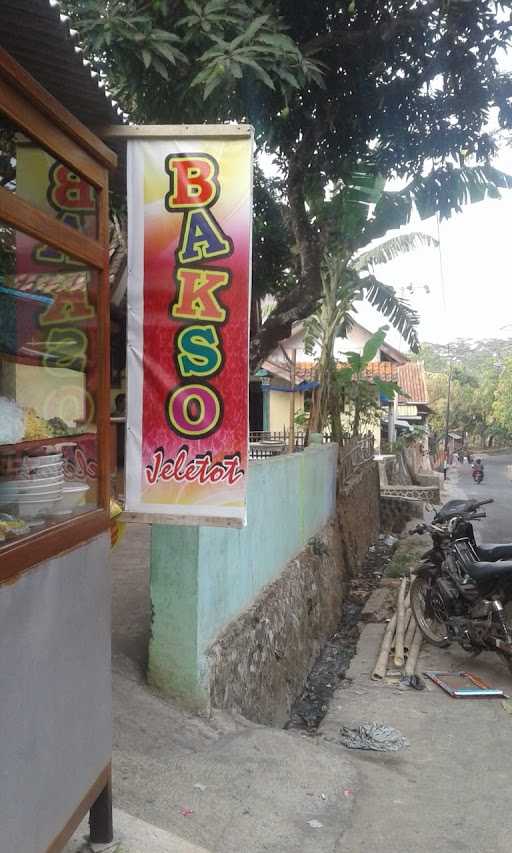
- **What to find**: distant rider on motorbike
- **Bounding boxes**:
[472,458,484,483]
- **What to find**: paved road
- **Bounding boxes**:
[447,451,512,542]
[322,454,512,853]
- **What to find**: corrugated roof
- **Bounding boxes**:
[398,361,429,404]
[0,0,128,127]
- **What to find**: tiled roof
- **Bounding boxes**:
[264,359,401,385]
[397,361,429,404]
[362,362,399,383]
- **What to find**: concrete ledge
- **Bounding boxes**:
[65,809,212,853]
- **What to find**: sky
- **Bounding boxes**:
[355,141,512,352]
[357,43,512,353]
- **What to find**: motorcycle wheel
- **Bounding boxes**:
[410,576,451,647]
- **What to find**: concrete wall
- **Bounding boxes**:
[209,460,380,725]
[148,444,337,708]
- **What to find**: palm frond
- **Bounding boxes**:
[350,232,438,271]
[362,164,512,245]
[363,275,420,352]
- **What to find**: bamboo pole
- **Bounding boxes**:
[402,608,412,647]
[404,610,417,652]
[393,578,407,667]
[394,607,411,650]
[404,625,423,677]
[372,613,397,680]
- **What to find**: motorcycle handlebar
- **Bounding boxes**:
[409,522,444,536]
[408,512,487,536]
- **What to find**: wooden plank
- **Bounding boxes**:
[0,187,104,269]
[0,432,96,455]
[101,123,253,139]
[0,47,118,172]
[0,78,107,189]
[95,184,112,513]
[120,511,245,529]
[0,509,109,584]
[45,764,111,853]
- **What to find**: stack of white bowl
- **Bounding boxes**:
[0,452,64,520]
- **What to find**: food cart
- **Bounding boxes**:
[0,3,123,850]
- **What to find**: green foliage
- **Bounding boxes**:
[335,327,404,437]
[252,167,293,300]
[61,0,323,119]
[493,357,512,435]
[363,166,512,245]
[293,408,308,428]
[351,233,438,272]
[418,339,512,447]
[305,232,424,437]
[62,0,512,367]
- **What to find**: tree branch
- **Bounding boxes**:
[249,141,323,371]
[303,2,440,54]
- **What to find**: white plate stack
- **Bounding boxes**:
[0,452,65,519]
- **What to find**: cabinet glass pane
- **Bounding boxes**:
[0,221,101,547]
[0,113,98,239]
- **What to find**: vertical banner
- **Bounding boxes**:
[126,128,253,527]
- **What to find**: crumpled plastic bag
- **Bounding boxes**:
[399,674,425,691]
[338,722,409,752]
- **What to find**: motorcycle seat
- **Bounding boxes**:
[477,543,512,562]
[466,559,512,583]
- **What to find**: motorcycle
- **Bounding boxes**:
[410,497,512,675]
[472,466,484,484]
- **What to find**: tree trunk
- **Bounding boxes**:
[352,397,361,438]
[249,145,322,372]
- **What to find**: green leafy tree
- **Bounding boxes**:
[335,327,403,439]
[63,0,512,367]
[493,357,512,436]
[421,339,512,447]
[305,224,435,433]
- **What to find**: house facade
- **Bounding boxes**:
[251,320,432,455]
[251,319,407,437]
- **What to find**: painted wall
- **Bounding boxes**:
[268,389,304,433]
[0,534,111,853]
[148,444,337,707]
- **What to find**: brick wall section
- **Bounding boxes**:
[207,461,380,725]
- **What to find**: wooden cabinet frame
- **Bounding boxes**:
[0,47,116,583]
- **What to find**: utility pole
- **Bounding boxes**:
[289,349,297,454]
[444,351,453,455]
